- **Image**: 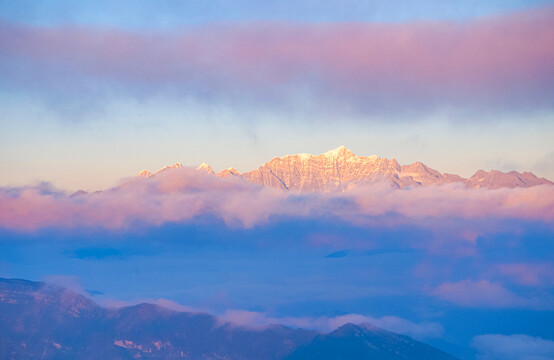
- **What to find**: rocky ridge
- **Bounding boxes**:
[138,146,552,191]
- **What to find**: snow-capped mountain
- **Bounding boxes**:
[138,146,552,191]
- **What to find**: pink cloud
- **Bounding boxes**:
[1,5,553,113]
[496,263,554,287]
[0,168,553,232]
[217,310,443,339]
[347,182,554,222]
[432,279,526,308]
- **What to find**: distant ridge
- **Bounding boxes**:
[286,322,457,360]
[138,146,553,191]
[0,278,457,360]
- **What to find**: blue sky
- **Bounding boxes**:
[3,0,552,27]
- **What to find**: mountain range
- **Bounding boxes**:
[0,278,457,360]
[139,146,552,191]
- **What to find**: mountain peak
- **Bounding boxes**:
[162,163,182,170]
[137,170,152,177]
[466,168,553,189]
[140,149,552,191]
[216,167,240,178]
[330,323,364,336]
[322,146,355,159]
[153,162,183,176]
[287,321,457,360]
[197,162,215,175]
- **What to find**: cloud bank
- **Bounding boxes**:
[1,167,553,232]
[217,310,443,339]
[1,5,553,116]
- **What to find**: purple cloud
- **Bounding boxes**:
[432,279,537,308]
[1,5,553,115]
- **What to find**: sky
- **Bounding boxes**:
[0,0,554,191]
[1,2,554,359]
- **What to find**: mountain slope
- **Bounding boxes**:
[0,278,457,360]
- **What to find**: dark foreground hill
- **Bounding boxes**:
[0,278,457,360]
[286,323,457,360]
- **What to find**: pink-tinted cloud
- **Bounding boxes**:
[0,167,553,232]
[1,5,553,114]
[496,263,554,287]
[432,279,526,308]
[217,309,443,339]
[347,182,554,222]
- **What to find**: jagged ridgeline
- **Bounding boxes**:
[138,146,552,191]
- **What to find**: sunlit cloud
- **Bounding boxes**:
[1,167,553,232]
